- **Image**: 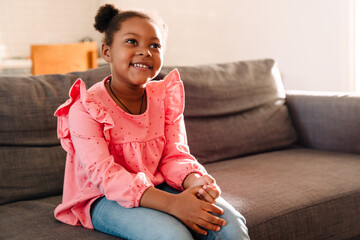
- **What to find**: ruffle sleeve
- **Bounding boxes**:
[54,79,115,154]
[159,69,207,190]
[163,69,185,125]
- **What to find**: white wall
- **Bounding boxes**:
[356,0,360,92]
[0,0,98,58]
[0,0,355,92]
[99,0,354,92]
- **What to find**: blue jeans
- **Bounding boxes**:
[91,183,250,240]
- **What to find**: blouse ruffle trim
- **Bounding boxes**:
[54,78,115,155]
[163,69,185,124]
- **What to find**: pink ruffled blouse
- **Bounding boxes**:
[54,69,207,229]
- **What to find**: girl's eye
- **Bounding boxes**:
[150,43,161,49]
[126,39,137,45]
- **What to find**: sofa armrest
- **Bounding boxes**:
[286,91,360,154]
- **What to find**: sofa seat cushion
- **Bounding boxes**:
[0,196,117,240]
[205,148,360,240]
[1,148,359,240]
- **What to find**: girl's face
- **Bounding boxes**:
[102,17,164,88]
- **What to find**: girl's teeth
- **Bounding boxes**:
[133,63,149,69]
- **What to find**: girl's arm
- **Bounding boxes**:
[139,186,226,236]
[158,114,208,190]
[157,70,208,190]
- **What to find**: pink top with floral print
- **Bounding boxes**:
[53,69,207,229]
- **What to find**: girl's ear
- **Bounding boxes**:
[101,43,111,63]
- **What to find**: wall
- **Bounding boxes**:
[99,0,354,92]
[0,0,355,92]
[0,0,98,58]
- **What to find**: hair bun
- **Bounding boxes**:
[94,4,120,33]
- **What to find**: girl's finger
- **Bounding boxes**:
[191,223,207,236]
[200,211,226,227]
[199,188,215,203]
[201,201,224,215]
[197,218,222,233]
[196,192,206,201]
[203,184,220,199]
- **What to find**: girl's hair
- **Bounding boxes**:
[94,4,168,46]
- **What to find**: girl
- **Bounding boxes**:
[54,4,249,240]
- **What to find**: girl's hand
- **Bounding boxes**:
[198,183,221,203]
[183,173,222,203]
[169,186,226,236]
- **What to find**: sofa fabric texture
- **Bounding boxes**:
[1,59,360,240]
[160,59,298,164]
[287,93,360,154]
[0,68,109,146]
[206,148,360,240]
[0,68,110,205]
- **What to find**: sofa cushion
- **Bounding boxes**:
[2,149,359,240]
[205,148,360,240]
[286,93,360,154]
[0,196,118,240]
[0,66,111,146]
[0,145,66,204]
[159,59,298,164]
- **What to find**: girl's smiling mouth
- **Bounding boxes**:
[130,62,153,69]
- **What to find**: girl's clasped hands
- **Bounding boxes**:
[170,173,226,236]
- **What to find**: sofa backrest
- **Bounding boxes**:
[160,59,298,164]
[0,67,111,204]
[0,59,297,204]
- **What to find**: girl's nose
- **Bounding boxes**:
[137,48,151,57]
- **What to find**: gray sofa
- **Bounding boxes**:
[1,59,359,240]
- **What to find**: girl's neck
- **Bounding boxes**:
[106,77,147,115]
[109,77,146,102]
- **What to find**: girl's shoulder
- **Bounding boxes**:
[149,69,185,124]
[54,76,110,117]
[150,69,181,87]
[147,69,183,96]
[54,77,114,153]
[87,76,110,101]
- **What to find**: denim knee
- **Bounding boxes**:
[217,213,249,240]
[208,197,250,240]
[156,221,194,240]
